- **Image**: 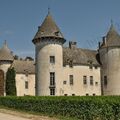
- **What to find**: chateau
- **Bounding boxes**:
[0,12,120,96]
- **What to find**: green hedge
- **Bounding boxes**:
[0,96,120,120]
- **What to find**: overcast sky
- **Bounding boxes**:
[0,0,120,57]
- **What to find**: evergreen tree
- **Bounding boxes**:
[6,67,16,96]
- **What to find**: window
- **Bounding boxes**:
[72,94,75,96]
[50,56,55,63]
[95,82,98,85]
[50,72,55,85]
[63,81,67,85]
[104,76,107,86]
[95,66,98,69]
[25,81,28,89]
[93,93,96,96]
[89,65,93,69]
[90,76,93,85]
[64,94,68,96]
[86,93,89,96]
[69,75,73,85]
[50,88,55,95]
[83,76,87,85]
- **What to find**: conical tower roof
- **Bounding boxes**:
[105,24,120,47]
[33,12,66,44]
[0,41,14,61]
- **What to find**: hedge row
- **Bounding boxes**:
[0,96,120,120]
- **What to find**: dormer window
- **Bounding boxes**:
[54,31,59,36]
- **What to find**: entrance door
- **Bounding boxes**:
[0,70,4,96]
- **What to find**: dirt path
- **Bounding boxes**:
[0,109,58,120]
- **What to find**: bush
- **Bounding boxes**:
[6,67,16,96]
[0,96,120,120]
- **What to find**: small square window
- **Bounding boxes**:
[95,66,98,69]
[93,93,96,96]
[72,94,75,96]
[86,93,89,96]
[64,94,68,96]
[63,81,67,84]
[50,56,55,63]
[95,82,98,85]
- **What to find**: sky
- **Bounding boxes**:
[0,0,120,58]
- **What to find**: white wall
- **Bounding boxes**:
[59,65,101,96]
[100,47,120,95]
[16,74,35,96]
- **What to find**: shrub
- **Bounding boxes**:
[6,67,16,96]
[0,96,120,120]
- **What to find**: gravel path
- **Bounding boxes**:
[0,109,58,120]
[0,112,30,120]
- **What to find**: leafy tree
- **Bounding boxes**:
[6,67,16,96]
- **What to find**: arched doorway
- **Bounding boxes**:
[0,70,4,96]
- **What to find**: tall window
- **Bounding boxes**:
[50,72,55,85]
[90,76,93,85]
[50,88,55,95]
[83,76,87,85]
[50,56,55,63]
[69,75,73,85]
[104,76,107,86]
[25,81,28,89]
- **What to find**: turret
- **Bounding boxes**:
[0,41,14,96]
[99,23,120,95]
[32,12,66,96]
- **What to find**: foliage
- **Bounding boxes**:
[6,67,16,96]
[0,96,120,120]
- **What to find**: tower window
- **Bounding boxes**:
[50,72,55,85]
[50,56,55,63]
[83,76,87,85]
[25,81,28,89]
[50,88,55,95]
[90,76,93,85]
[69,75,73,85]
[104,76,107,86]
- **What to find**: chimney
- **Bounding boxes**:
[102,36,106,45]
[98,42,101,49]
[69,41,77,49]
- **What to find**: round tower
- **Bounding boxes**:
[0,41,14,96]
[99,24,120,95]
[32,12,66,96]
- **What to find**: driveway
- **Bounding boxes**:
[0,109,57,120]
[0,112,31,120]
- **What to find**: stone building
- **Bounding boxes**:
[0,12,120,96]
[32,12,101,96]
[0,41,35,96]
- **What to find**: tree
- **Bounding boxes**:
[6,67,16,96]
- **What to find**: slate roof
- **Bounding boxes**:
[11,60,35,74]
[33,12,65,44]
[63,47,99,66]
[101,24,120,48]
[0,42,14,61]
